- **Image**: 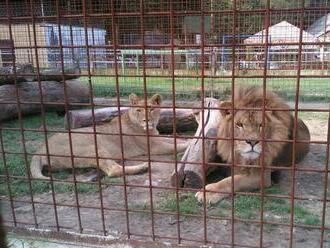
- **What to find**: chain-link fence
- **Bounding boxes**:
[0,0,329,247]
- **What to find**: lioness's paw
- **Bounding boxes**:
[140,162,149,171]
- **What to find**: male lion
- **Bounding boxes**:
[196,86,310,204]
[30,93,188,180]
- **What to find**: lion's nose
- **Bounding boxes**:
[246,140,260,147]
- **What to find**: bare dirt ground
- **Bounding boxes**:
[2,106,330,248]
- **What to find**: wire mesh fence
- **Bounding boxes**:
[0,0,329,247]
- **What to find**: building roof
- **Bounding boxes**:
[244,21,318,45]
[307,12,330,37]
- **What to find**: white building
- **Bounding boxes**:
[243,21,319,69]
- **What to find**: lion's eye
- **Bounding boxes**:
[236,122,243,128]
[150,108,154,112]
[136,109,142,112]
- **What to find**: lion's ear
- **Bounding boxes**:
[219,101,233,117]
[129,93,139,105]
[150,94,162,105]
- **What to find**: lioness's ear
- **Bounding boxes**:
[150,94,162,105]
[193,109,200,124]
[129,93,139,105]
[219,101,232,117]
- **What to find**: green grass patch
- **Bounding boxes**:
[152,187,320,226]
[80,75,329,102]
[0,112,64,178]
[216,186,320,226]
[129,202,150,211]
[0,112,101,196]
[157,192,200,215]
[0,179,100,197]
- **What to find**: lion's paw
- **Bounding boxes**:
[195,184,225,205]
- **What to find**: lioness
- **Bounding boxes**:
[31,93,188,180]
[196,86,310,204]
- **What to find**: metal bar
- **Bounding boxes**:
[139,0,156,240]
[0,123,16,226]
[1,6,330,21]
[2,187,329,204]
[29,0,61,231]
[81,0,107,235]
[2,194,330,227]
[0,154,328,175]
[4,40,330,49]
[229,0,238,245]
[199,0,208,244]
[288,2,305,247]
[2,71,330,79]
[319,97,330,248]
[169,0,181,244]
[259,0,271,245]
[110,0,131,239]
[4,0,38,228]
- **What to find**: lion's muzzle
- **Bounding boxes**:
[240,140,261,160]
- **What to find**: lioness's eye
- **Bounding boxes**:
[150,108,154,112]
[136,109,142,112]
[236,122,243,128]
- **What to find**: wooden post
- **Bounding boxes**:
[170,98,221,188]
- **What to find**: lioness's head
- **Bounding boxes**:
[218,86,291,164]
[128,93,162,131]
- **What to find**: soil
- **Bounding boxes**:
[2,111,330,248]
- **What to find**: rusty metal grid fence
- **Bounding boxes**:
[0,0,329,247]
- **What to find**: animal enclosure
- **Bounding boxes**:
[0,0,329,247]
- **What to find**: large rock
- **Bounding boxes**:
[0,80,90,121]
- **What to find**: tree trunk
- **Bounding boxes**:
[64,108,198,134]
[170,98,221,188]
[0,79,90,121]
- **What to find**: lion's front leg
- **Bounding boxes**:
[195,171,272,204]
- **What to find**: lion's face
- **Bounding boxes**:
[217,86,291,165]
[128,93,162,131]
[233,110,267,160]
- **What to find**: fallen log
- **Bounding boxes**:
[0,79,90,121]
[64,108,198,134]
[170,98,221,188]
[0,66,80,85]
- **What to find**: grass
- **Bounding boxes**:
[153,186,320,227]
[80,75,329,102]
[0,112,120,197]
[157,192,200,215]
[214,186,320,226]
